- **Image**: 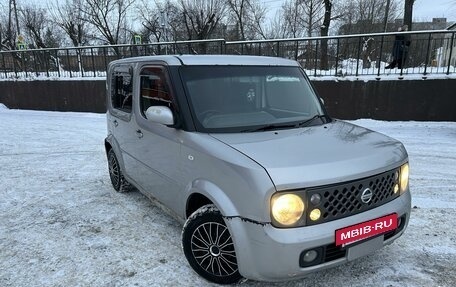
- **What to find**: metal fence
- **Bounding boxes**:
[1,30,455,79]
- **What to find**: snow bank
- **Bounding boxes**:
[0,103,8,110]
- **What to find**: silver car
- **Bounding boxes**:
[104,55,411,284]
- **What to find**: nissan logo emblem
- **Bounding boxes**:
[361,188,373,203]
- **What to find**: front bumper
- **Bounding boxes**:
[225,190,411,282]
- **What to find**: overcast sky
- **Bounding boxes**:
[264,0,456,22]
[413,0,456,20]
[17,0,456,23]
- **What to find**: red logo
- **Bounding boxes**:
[335,214,398,246]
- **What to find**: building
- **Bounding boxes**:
[339,18,454,35]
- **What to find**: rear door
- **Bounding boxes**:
[108,64,140,180]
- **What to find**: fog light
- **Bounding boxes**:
[303,250,318,262]
[310,194,321,205]
[394,183,399,194]
[309,208,321,221]
[300,247,324,267]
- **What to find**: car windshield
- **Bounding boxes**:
[180,66,326,133]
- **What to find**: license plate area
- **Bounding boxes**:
[335,213,398,247]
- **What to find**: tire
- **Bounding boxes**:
[107,149,132,193]
[182,204,242,284]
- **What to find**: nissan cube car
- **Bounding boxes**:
[105,55,411,284]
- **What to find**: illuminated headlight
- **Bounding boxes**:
[400,163,409,194]
[271,193,304,226]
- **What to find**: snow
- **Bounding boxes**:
[0,108,455,286]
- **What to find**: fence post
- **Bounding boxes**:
[423,33,432,76]
[45,51,50,77]
[377,35,385,77]
[91,48,96,77]
[102,47,108,75]
[314,40,319,77]
[12,52,18,78]
[356,36,362,77]
[21,51,27,78]
[335,38,340,77]
[294,40,299,60]
[79,49,84,77]
[66,49,72,78]
[447,32,455,75]
[32,51,39,76]
[1,53,7,78]
[55,50,61,78]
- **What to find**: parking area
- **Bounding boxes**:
[1,107,455,287]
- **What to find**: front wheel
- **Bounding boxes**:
[182,204,242,284]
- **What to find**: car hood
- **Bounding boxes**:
[209,120,407,190]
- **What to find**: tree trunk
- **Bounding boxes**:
[383,0,391,32]
[403,0,414,30]
[320,0,332,70]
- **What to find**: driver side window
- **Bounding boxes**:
[140,67,174,118]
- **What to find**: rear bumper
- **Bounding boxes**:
[225,191,411,282]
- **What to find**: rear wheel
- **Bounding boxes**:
[107,149,132,192]
[182,204,242,284]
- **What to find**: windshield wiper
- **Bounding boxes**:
[240,123,297,133]
[240,115,330,133]
[295,114,330,128]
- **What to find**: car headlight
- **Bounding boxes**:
[400,163,409,194]
[271,193,305,226]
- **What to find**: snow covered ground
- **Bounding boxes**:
[0,106,455,287]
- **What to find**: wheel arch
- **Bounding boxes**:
[104,135,128,177]
[104,139,113,156]
[185,180,240,219]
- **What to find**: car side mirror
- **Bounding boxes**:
[145,106,174,126]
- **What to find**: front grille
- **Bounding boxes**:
[306,168,400,225]
[299,243,346,268]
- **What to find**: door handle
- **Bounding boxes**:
[136,129,143,138]
[113,120,118,127]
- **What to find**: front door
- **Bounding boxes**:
[125,65,183,212]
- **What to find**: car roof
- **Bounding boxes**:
[110,55,299,67]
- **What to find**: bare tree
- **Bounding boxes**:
[20,5,62,49]
[136,0,163,43]
[281,0,326,38]
[246,0,267,39]
[1,0,21,50]
[49,0,89,47]
[178,0,227,41]
[225,0,261,40]
[281,0,304,38]
[338,0,401,34]
[226,0,248,40]
[82,0,134,48]
[265,13,288,40]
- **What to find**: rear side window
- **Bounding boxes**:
[111,69,133,113]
